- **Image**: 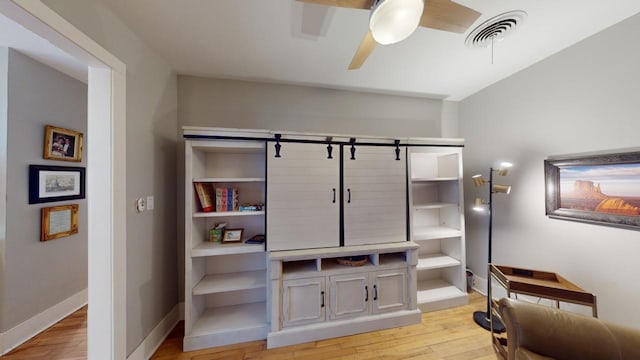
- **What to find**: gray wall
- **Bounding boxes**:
[42,1,179,355]
[1,48,87,331]
[0,47,7,331]
[177,76,445,302]
[178,76,444,137]
[460,13,640,328]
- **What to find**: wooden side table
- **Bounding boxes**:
[489,264,597,359]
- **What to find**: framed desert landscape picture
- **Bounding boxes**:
[545,150,640,230]
[44,125,83,162]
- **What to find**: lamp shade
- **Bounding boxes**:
[497,162,513,176]
[472,174,486,187]
[473,197,486,212]
[493,184,512,194]
[370,0,424,45]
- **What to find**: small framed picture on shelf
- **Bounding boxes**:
[44,125,83,162]
[222,228,243,243]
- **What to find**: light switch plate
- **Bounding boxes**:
[147,195,154,210]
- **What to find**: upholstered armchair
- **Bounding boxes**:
[498,297,640,360]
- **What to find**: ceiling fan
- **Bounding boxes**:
[297,0,481,69]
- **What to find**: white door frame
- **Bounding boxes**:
[0,1,127,358]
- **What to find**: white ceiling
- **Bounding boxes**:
[2,1,640,100]
[101,0,640,100]
[0,12,87,83]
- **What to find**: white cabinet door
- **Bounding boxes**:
[282,277,326,327]
[267,143,340,251]
[343,146,407,246]
[329,273,369,320]
[372,269,408,314]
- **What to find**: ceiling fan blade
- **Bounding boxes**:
[296,0,374,10]
[420,0,481,33]
[349,30,376,70]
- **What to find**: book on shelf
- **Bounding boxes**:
[238,203,264,212]
[245,234,265,244]
[215,187,239,212]
[193,182,214,212]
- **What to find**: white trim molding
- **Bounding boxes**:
[0,289,87,355]
[127,303,183,360]
[2,2,128,358]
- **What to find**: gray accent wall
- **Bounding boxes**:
[0,48,87,331]
[176,76,445,303]
[0,48,7,330]
[178,76,444,137]
[42,0,179,355]
[460,13,640,328]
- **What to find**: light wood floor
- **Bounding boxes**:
[1,292,496,360]
[0,306,87,360]
[153,292,496,360]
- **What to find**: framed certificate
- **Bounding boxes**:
[41,204,79,241]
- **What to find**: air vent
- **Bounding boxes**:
[465,11,527,48]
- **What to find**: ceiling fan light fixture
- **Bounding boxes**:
[369,0,424,45]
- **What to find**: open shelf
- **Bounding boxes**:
[417,279,466,303]
[283,259,318,274]
[321,257,374,272]
[192,242,264,257]
[416,254,460,271]
[190,302,267,338]
[413,203,458,210]
[193,210,265,218]
[378,252,407,267]
[193,177,265,183]
[193,270,266,296]
[412,227,462,241]
[411,177,458,182]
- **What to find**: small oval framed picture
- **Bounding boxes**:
[44,125,83,162]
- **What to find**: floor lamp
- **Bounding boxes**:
[471,162,512,333]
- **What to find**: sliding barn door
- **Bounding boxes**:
[343,146,407,246]
[267,143,340,251]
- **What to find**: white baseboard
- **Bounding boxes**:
[0,288,88,355]
[127,302,183,360]
[472,275,487,296]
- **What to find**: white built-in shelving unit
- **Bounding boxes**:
[184,139,268,351]
[182,127,468,351]
[408,148,468,312]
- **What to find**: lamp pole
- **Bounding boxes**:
[473,167,506,332]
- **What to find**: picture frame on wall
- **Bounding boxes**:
[29,165,86,204]
[545,150,640,230]
[222,228,244,243]
[44,125,83,162]
[41,204,79,241]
